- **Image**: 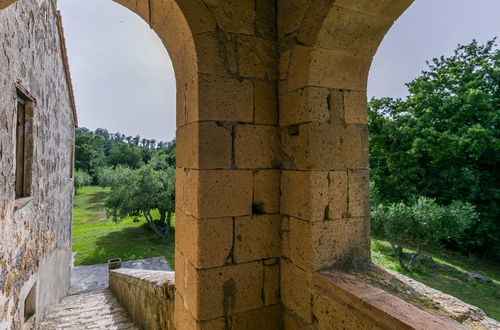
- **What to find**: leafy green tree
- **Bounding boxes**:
[105,158,175,238]
[369,39,500,258]
[371,197,477,269]
[108,142,143,169]
[74,170,93,192]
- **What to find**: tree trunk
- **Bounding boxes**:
[408,246,422,270]
[390,241,407,270]
[144,211,163,238]
[159,209,169,238]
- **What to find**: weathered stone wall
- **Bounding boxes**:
[0,0,75,328]
[109,269,175,330]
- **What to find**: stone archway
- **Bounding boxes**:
[278,0,414,327]
[1,0,421,328]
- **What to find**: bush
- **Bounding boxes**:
[371,196,477,269]
[74,170,92,192]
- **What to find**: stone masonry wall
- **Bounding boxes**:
[109,269,176,330]
[0,0,75,328]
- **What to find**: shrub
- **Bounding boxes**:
[371,196,477,269]
[74,170,92,192]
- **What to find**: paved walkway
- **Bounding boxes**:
[37,256,171,329]
[38,289,138,330]
[70,256,171,294]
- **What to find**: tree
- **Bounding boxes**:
[74,170,93,192]
[108,142,143,169]
[371,197,477,270]
[105,156,175,238]
[369,39,500,259]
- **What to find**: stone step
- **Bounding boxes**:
[37,289,139,330]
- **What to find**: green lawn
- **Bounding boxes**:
[73,186,498,320]
[72,186,174,267]
[372,239,500,321]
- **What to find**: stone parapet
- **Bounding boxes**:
[109,269,175,330]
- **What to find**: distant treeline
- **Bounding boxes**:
[75,127,175,182]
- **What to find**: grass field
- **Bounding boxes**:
[72,186,174,267]
[372,239,500,320]
[73,186,498,320]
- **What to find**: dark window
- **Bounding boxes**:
[14,87,34,199]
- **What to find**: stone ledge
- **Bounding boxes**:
[313,267,499,330]
[313,270,463,329]
[109,269,175,330]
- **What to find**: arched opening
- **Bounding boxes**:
[368,0,500,321]
[1,0,282,329]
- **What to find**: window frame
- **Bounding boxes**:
[14,84,35,201]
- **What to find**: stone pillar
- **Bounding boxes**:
[277,0,413,327]
[170,0,281,328]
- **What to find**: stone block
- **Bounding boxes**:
[234,125,280,169]
[186,261,264,321]
[328,171,348,219]
[254,81,278,125]
[344,90,368,124]
[280,87,330,126]
[234,215,281,263]
[194,32,227,75]
[176,0,218,34]
[281,260,312,323]
[177,122,232,169]
[281,122,369,170]
[281,170,329,221]
[176,209,233,268]
[279,49,291,81]
[198,74,253,122]
[283,307,313,330]
[312,293,373,329]
[315,6,393,57]
[177,169,253,218]
[263,262,280,306]
[255,0,276,39]
[176,74,198,127]
[287,45,371,92]
[231,305,281,329]
[277,0,309,37]
[175,249,187,296]
[203,0,255,34]
[253,170,280,214]
[348,169,370,218]
[237,35,278,80]
[283,216,370,271]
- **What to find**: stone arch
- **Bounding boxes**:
[2,0,280,328]
[278,0,414,327]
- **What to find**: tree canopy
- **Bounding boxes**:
[369,39,500,259]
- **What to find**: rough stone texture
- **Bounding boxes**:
[3,0,484,329]
[109,269,175,330]
[38,289,138,330]
[69,256,172,295]
[0,0,74,328]
[353,266,500,330]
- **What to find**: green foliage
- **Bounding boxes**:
[108,142,143,169]
[372,197,477,269]
[74,170,93,192]
[74,127,176,182]
[369,39,500,258]
[104,153,176,238]
[72,186,174,267]
[371,239,500,321]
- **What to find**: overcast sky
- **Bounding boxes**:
[57,0,500,142]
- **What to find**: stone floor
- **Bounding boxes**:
[35,256,171,329]
[37,289,138,330]
[70,256,171,294]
